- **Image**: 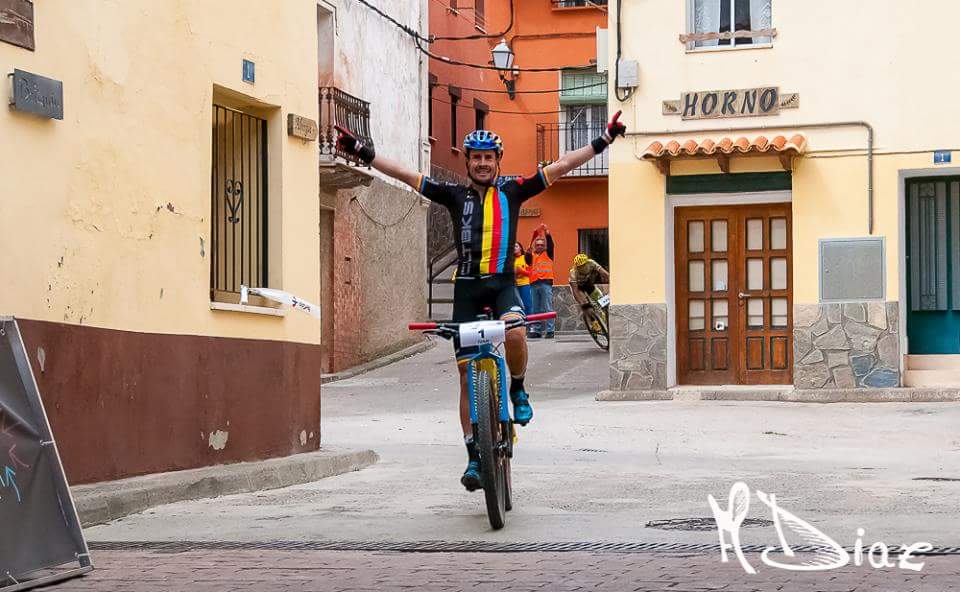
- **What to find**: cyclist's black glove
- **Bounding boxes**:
[580,303,594,311]
[335,125,376,165]
[591,110,627,155]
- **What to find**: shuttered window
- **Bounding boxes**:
[560,70,607,105]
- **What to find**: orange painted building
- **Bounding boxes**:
[428,0,497,182]
[429,0,610,284]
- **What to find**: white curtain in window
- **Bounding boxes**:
[693,0,721,47]
[750,0,773,43]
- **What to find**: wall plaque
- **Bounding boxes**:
[287,113,318,141]
[0,0,34,51]
[9,69,63,120]
[519,208,541,218]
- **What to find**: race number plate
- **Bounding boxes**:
[459,321,507,347]
[598,294,611,307]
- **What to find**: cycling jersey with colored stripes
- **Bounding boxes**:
[418,170,552,278]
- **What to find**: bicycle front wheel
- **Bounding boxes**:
[588,305,610,351]
[475,368,506,530]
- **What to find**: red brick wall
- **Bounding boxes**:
[332,191,364,371]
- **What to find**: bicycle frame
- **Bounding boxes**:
[407,311,557,426]
[464,345,511,426]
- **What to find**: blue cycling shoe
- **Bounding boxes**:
[511,390,534,425]
[461,460,482,491]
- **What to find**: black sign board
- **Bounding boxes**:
[0,0,34,51]
[0,318,92,591]
[9,70,63,120]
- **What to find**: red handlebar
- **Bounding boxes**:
[525,312,557,321]
[408,323,438,330]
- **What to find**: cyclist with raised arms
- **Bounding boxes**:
[335,112,626,491]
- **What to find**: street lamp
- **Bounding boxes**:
[491,38,516,100]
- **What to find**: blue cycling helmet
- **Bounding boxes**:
[463,130,503,155]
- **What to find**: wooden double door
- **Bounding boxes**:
[676,204,793,385]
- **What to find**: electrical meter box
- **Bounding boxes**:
[617,59,639,89]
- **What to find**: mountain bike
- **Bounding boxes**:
[585,291,610,351]
[409,311,556,530]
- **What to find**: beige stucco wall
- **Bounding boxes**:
[0,0,321,344]
[609,0,960,305]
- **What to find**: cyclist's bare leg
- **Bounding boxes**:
[570,285,595,324]
[504,326,527,379]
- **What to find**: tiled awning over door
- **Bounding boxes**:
[641,134,807,175]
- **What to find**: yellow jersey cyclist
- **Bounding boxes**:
[569,253,610,332]
[334,112,626,491]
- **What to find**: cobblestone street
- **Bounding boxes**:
[42,550,960,592]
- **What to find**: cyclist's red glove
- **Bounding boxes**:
[335,125,376,165]
[592,110,626,154]
[605,111,627,142]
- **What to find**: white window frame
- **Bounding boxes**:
[685,0,774,53]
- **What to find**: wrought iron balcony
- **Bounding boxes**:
[318,86,375,188]
[551,0,608,8]
[536,122,609,177]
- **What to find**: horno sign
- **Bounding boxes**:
[662,87,800,120]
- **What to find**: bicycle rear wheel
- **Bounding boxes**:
[475,368,506,529]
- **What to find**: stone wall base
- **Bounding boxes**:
[597,387,960,403]
[794,301,901,389]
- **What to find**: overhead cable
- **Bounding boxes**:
[355,0,593,73]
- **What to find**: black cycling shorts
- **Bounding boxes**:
[452,274,524,362]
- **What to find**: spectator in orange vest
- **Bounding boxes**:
[528,223,555,338]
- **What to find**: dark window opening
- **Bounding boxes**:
[578,228,610,274]
[719,0,754,46]
[450,95,459,147]
[428,75,437,138]
[474,99,488,132]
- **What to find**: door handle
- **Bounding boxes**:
[738,292,748,300]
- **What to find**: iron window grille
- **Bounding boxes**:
[211,105,268,301]
[537,107,609,177]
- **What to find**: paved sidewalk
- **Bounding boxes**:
[41,550,960,591]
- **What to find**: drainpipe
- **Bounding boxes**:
[417,0,425,172]
[627,121,876,234]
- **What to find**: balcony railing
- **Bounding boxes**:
[537,122,608,177]
[319,87,373,166]
[551,0,608,8]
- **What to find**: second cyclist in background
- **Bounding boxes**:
[569,253,610,333]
